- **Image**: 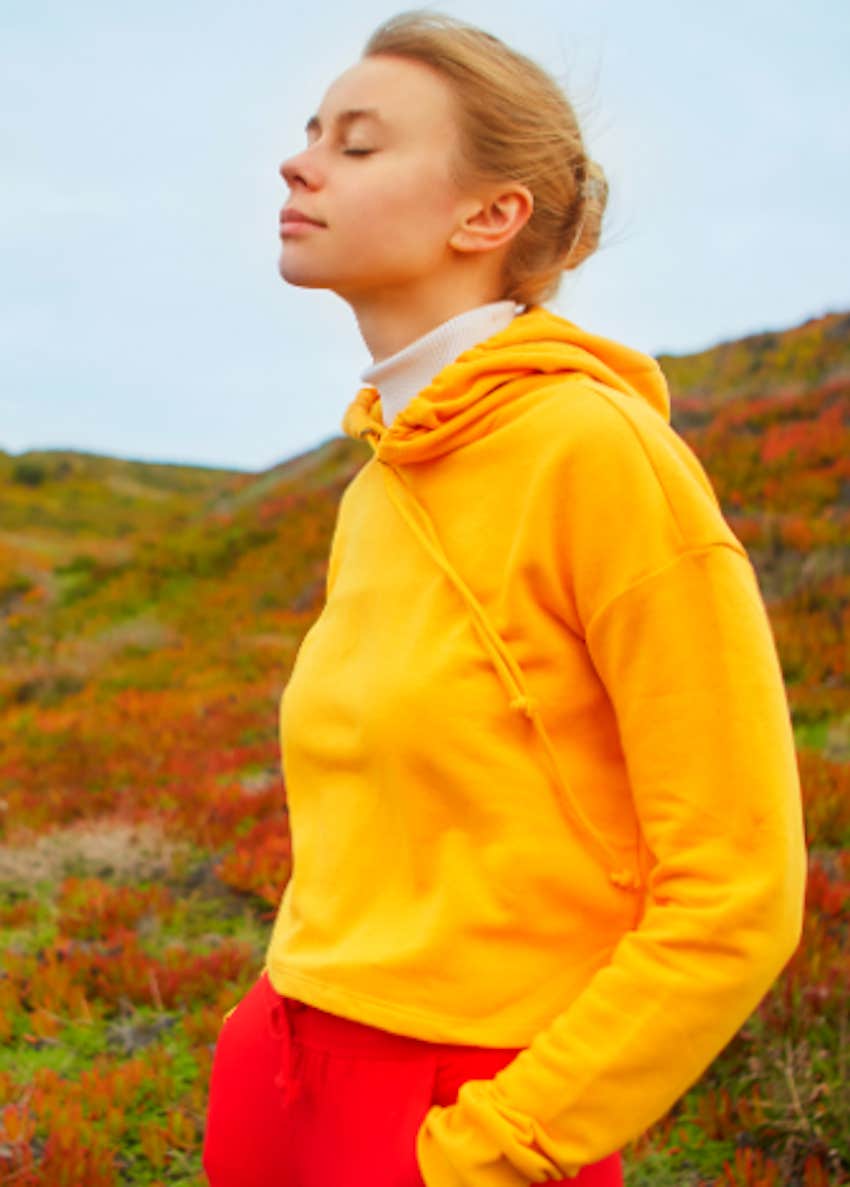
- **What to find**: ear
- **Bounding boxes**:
[449,184,534,255]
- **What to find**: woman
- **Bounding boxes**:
[202,11,807,1187]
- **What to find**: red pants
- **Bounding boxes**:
[202,970,623,1187]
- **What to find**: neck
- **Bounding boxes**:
[360,299,520,426]
[345,270,507,363]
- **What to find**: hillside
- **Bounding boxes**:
[661,309,850,419]
[0,309,848,1186]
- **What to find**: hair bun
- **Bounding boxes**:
[562,160,608,272]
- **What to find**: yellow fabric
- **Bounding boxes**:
[263,305,807,1185]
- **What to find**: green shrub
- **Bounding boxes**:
[11,460,47,486]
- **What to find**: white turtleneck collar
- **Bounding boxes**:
[360,300,521,426]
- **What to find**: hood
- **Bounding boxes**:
[342,304,670,465]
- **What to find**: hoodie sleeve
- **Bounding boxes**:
[414,402,807,1186]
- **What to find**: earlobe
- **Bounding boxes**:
[449,186,534,255]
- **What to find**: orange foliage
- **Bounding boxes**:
[214,815,293,908]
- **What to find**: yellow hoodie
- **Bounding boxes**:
[263,305,807,1185]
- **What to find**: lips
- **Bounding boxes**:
[280,208,325,227]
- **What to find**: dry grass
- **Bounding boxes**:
[0,815,194,887]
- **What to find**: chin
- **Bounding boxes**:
[277,254,331,290]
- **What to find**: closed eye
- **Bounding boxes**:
[343,148,375,156]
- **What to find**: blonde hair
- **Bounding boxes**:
[362,10,608,307]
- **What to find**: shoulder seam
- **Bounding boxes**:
[585,540,751,638]
[581,379,698,548]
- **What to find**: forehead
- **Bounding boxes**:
[315,55,458,135]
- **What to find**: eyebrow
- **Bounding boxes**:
[304,108,387,136]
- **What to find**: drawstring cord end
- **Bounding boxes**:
[609,868,642,892]
[274,1073,304,1107]
[509,694,539,719]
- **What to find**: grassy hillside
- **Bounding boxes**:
[661,309,850,416]
[0,309,848,1186]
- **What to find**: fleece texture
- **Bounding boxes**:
[263,304,807,1185]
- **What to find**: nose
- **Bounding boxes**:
[279,146,318,191]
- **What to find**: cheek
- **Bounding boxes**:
[361,170,459,251]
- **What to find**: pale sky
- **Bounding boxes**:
[3,0,849,471]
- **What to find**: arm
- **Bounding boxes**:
[415,541,807,1187]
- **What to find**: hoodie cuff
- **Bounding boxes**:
[415,1079,572,1187]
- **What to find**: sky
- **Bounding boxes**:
[2,0,849,473]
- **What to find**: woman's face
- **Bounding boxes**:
[277,54,476,302]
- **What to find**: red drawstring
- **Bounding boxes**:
[269,995,305,1108]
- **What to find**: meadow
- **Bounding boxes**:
[1,308,848,1185]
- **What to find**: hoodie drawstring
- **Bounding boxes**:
[374,456,642,894]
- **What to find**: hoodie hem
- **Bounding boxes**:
[264,965,541,1048]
